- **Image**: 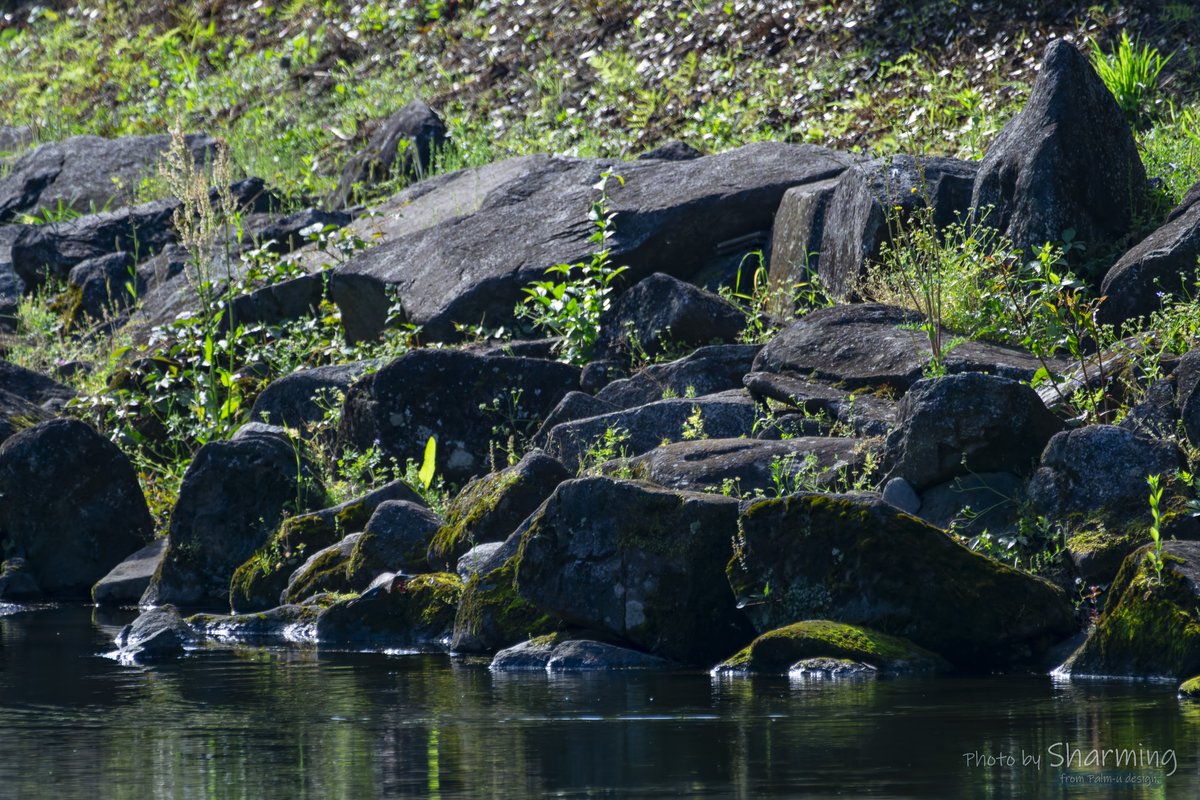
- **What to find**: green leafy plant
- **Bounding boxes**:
[1146,472,1166,585]
[517,170,628,365]
[681,405,706,440]
[578,425,632,476]
[1090,31,1172,129]
[418,435,437,491]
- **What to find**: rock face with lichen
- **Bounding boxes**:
[451,527,562,654]
[427,449,569,570]
[515,477,757,665]
[727,493,1075,669]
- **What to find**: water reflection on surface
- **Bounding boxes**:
[0,605,1196,799]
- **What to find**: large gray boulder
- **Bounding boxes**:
[592,273,746,363]
[1100,195,1200,326]
[338,349,580,483]
[0,133,217,223]
[750,303,1057,393]
[883,373,1061,491]
[142,424,324,608]
[516,477,756,664]
[0,418,152,596]
[331,143,853,342]
[728,493,1076,668]
[971,40,1146,254]
[817,154,976,299]
[1028,425,1181,520]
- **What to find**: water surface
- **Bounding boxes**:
[0,605,1195,799]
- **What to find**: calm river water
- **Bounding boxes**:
[0,604,1196,799]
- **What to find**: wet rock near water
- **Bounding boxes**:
[229,479,423,613]
[516,477,756,665]
[114,605,194,663]
[1060,541,1200,680]
[714,620,949,676]
[143,424,325,609]
[0,418,153,597]
[728,493,1075,669]
[92,538,168,607]
[491,634,675,672]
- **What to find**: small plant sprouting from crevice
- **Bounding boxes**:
[516,169,628,365]
[1146,472,1166,585]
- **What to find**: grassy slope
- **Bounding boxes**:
[2,0,1200,534]
[1,0,1198,202]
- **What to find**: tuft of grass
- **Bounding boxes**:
[1090,31,1173,130]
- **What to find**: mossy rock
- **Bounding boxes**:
[314,572,463,646]
[452,553,560,654]
[1062,541,1200,680]
[728,493,1076,670]
[280,535,362,606]
[427,450,568,570]
[1180,675,1200,698]
[1066,525,1143,587]
[715,620,950,676]
[229,481,422,612]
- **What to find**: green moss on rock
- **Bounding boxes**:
[728,493,1076,669]
[314,572,463,645]
[452,555,558,653]
[716,620,949,675]
[1064,541,1200,680]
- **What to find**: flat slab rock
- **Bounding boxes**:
[619,436,867,495]
[743,370,897,437]
[331,143,854,341]
[752,303,1061,392]
[539,389,758,472]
